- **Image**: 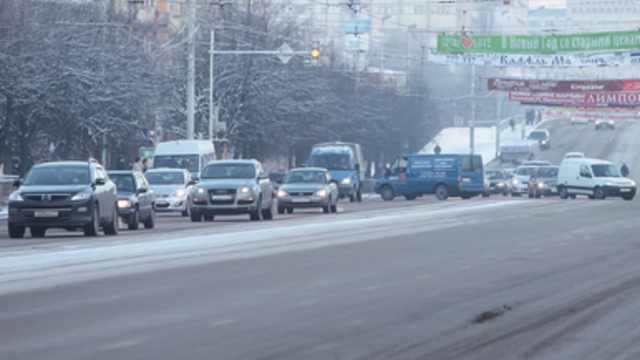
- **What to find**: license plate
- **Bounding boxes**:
[292,197,311,203]
[462,178,471,182]
[620,188,631,192]
[211,195,232,200]
[157,201,168,205]
[34,211,58,218]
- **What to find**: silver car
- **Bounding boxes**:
[145,169,195,217]
[189,160,274,221]
[277,168,339,214]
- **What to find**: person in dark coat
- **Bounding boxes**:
[117,157,127,170]
[141,158,149,173]
[621,162,629,177]
[434,143,442,155]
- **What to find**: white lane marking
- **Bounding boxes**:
[415,274,432,280]
[211,319,236,327]
[361,286,380,292]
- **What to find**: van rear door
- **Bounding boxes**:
[459,155,484,192]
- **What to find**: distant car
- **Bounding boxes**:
[528,129,551,150]
[145,168,196,217]
[511,166,539,196]
[587,118,596,123]
[595,120,615,130]
[277,168,339,214]
[527,166,559,198]
[485,170,510,196]
[523,160,552,166]
[571,118,588,125]
[189,160,274,221]
[8,160,119,238]
[564,152,585,159]
[108,171,156,230]
[269,171,288,197]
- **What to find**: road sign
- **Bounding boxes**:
[277,43,293,64]
[132,127,150,144]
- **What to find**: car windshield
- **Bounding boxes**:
[146,171,185,185]
[285,171,325,184]
[110,174,136,192]
[23,165,90,186]
[460,155,483,172]
[310,154,351,171]
[591,164,621,177]
[201,163,255,179]
[269,173,287,183]
[486,171,503,179]
[528,131,547,140]
[536,167,558,177]
[153,155,199,173]
[517,167,537,176]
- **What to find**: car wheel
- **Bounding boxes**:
[482,191,490,198]
[435,185,449,201]
[559,186,568,199]
[204,213,215,221]
[277,207,285,214]
[588,195,595,200]
[262,204,274,220]
[287,207,294,214]
[349,192,355,202]
[8,224,25,239]
[404,194,417,201]
[143,207,155,229]
[250,199,262,221]
[535,191,541,199]
[181,202,190,217]
[594,187,606,200]
[330,204,337,213]
[569,194,577,199]
[128,207,139,230]
[528,190,533,198]
[502,191,508,197]
[190,211,202,222]
[622,195,634,201]
[104,207,119,235]
[84,206,100,236]
[380,186,394,201]
[323,203,330,213]
[461,195,471,200]
[30,227,46,238]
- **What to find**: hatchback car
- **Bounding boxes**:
[8,160,118,238]
[277,168,339,214]
[108,171,156,230]
[595,120,615,130]
[511,166,539,196]
[189,160,274,221]
[527,166,559,198]
[145,168,195,216]
[528,129,551,150]
[485,170,510,196]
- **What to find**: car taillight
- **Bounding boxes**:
[457,175,461,183]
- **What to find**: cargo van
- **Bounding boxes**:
[153,140,216,179]
[308,142,365,202]
[375,154,488,201]
[557,158,636,200]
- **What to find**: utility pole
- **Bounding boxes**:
[186,0,196,141]
[470,65,476,154]
[496,91,502,159]
[209,29,215,142]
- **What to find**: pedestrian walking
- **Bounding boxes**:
[141,158,149,173]
[116,157,127,170]
[434,143,442,155]
[621,162,630,177]
[509,117,515,131]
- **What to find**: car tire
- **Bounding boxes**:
[287,207,294,214]
[528,191,533,198]
[559,186,568,199]
[594,187,606,200]
[330,204,337,213]
[250,199,262,221]
[8,224,25,239]
[461,195,471,200]
[181,202,190,217]
[435,185,449,201]
[622,195,634,201]
[84,206,100,236]
[380,186,394,201]
[502,191,508,197]
[277,207,285,214]
[323,204,330,213]
[104,207,119,235]
[30,227,46,238]
[588,195,595,200]
[404,194,417,201]
[190,212,202,222]
[535,191,541,199]
[349,193,355,202]
[128,207,139,230]
[143,207,155,229]
[204,213,215,221]
[262,205,273,220]
[570,194,577,199]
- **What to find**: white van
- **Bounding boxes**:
[153,140,216,179]
[557,158,636,200]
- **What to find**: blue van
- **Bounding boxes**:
[374,154,488,201]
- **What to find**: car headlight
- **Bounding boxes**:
[537,182,546,188]
[10,192,24,201]
[315,189,327,197]
[173,189,186,197]
[341,177,351,185]
[595,121,601,125]
[277,189,288,198]
[541,140,547,144]
[240,187,252,194]
[71,191,92,201]
[196,187,206,194]
[513,179,519,184]
[496,182,504,187]
[609,120,614,125]
[606,181,614,186]
[631,180,636,186]
[117,199,131,208]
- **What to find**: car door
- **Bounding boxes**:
[578,164,595,194]
[389,156,409,195]
[408,156,434,194]
[135,175,150,218]
[92,166,107,222]
[325,171,337,203]
[256,163,272,206]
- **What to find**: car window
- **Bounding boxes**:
[591,164,621,177]
[285,170,326,184]
[154,155,199,173]
[110,174,136,192]
[201,163,256,179]
[516,167,537,176]
[146,171,185,185]
[536,167,558,177]
[528,131,547,140]
[23,165,91,186]
[580,164,592,177]
[461,155,482,172]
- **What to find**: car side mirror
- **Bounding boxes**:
[187,180,197,186]
[95,178,106,186]
[138,188,148,194]
[12,179,21,188]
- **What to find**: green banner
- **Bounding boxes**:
[437,31,640,53]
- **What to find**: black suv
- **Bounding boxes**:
[8,160,119,238]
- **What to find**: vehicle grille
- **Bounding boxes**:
[289,192,314,196]
[156,203,170,208]
[24,194,70,202]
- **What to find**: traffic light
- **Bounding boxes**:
[310,41,320,65]
[304,57,312,66]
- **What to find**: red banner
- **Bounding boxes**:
[489,79,640,92]
[509,91,640,106]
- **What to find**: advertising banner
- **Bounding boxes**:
[546,107,640,120]
[489,79,640,92]
[509,91,640,106]
[437,31,640,53]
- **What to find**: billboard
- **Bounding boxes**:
[509,91,640,106]
[489,79,640,92]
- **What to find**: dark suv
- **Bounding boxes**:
[8,160,119,238]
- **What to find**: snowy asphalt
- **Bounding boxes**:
[1,120,640,359]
